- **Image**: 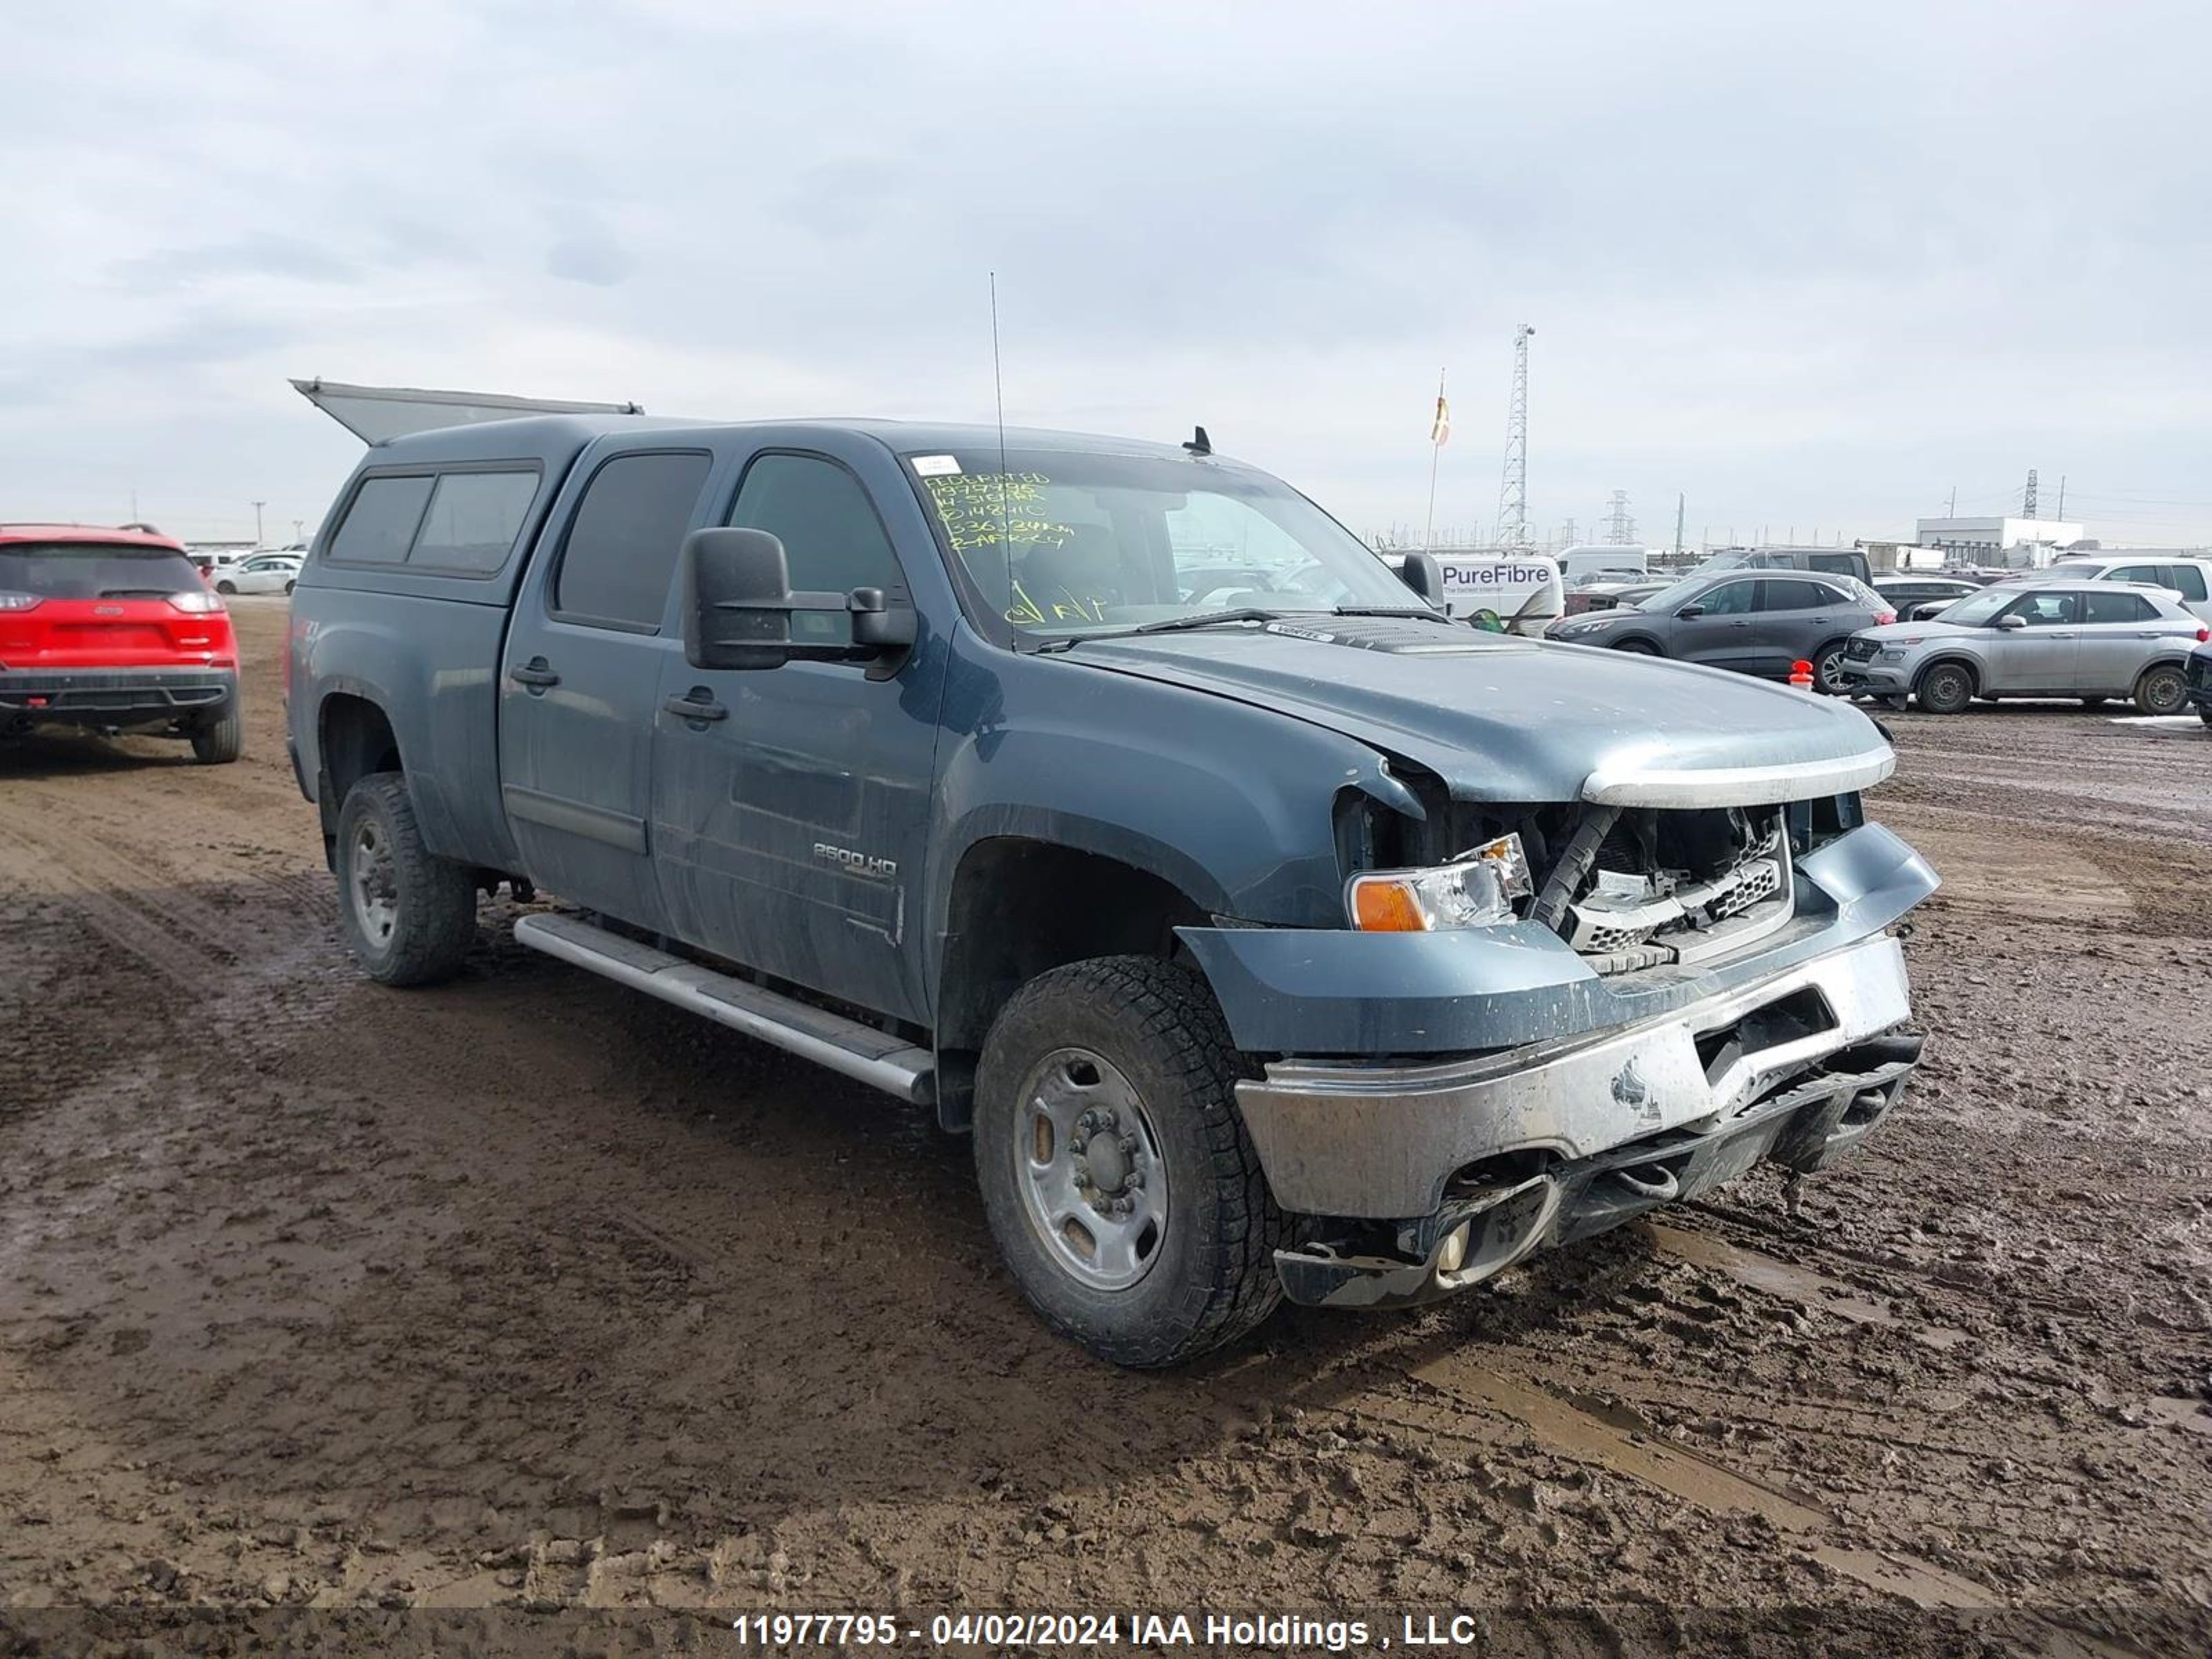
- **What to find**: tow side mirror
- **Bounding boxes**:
[1996,613,2028,630]
[1676,603,1705,619]
[681,528,915,673]
[1396,552,1445,605]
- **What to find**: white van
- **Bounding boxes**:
[1557,543,1649,584]
[1432,552,1565,635]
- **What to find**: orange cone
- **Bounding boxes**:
[1790,659,1815,691]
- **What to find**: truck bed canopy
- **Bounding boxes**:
[292,377,644,446]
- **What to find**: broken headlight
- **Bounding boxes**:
[1346,834,1533,932]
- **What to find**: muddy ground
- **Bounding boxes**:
[2,600,2208,1656]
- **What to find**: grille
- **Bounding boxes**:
[1845,638,1880,662]
[1561,813,1794,975]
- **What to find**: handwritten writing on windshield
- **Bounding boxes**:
[920,472,1074,556]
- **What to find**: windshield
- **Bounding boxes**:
[903,447,1423,637]
[0,543,200,599]
[1926,588,2020,627]
[1688,551,1753,576]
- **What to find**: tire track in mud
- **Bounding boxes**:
[0,824,227,991]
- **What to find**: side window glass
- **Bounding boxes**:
[1756,579,1822,611]
[412,471,541,573]
[729,453,902,645]
[1699,581,1755,615]
[2083,591,2145,626]
[2166,565,2209,602]
[2006,592,2079,627]
[554,452,713,629]
[329,476,433,565]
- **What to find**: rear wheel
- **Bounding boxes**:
[973,956,1288,1368]
[2134,663,2187,717]
[334,771,478,986]
[190,703,242,764]
[1810,641,1852,695]
[1915,661,1975,715]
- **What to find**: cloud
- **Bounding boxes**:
[0,0,2207,545]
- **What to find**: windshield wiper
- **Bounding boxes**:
[1126,606,1293,636]
[1330,605,1455,622]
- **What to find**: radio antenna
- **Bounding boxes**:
[988,271,1013,615]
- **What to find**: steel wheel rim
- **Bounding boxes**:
[350,821,398,946]
[1928,668,1965,706]
[1014,1046,1169,1292]
[2145,671,2183,714]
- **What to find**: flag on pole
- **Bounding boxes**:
[1430,380,1450,447]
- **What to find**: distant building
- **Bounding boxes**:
[1913,516,2084,564]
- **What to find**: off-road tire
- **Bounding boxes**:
[973,956,1289,1368]
[2134,663,2187,717]
[189,703,242,765]
[1915,661,1975,715]
[334,771,478,986]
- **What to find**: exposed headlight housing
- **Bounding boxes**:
[1347,834,1533,932]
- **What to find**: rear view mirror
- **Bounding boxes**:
[1996,613,2028,631]
[681,528,915,673]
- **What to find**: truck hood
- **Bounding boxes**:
[1065,617,1895,807]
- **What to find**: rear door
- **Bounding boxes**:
[650,444,946,1022]
[1985,589,2080,691]
[1747,577,1844,677]
[2157,563,2212,623]
[499,446,716,932]
[2077,590,2166,691]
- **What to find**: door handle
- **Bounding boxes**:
[509,659,560,689]
[664,691,729,723]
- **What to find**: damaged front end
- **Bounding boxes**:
[1179,762,1938,1311]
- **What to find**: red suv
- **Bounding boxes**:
[0,524,241,763]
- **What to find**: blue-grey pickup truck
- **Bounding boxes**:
[287,415,1935,1366]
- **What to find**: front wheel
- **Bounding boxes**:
[973,956,1288,1368]
[284,579,296,596]
[1611,639,1659,655]
[2135,663,2188,717]
[215,580,236,595]
[1915,661,1975,715]
[333,771,478,986]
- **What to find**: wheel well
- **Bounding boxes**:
[1914,655,1980,694]
[1609,634,1664,653]
[317,693,402,850]
[932,838,1210,1130]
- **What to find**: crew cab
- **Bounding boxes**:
[287,416,1936,1366]
[0,523,241,761]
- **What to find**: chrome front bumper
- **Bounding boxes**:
[1236,930,1915,1221]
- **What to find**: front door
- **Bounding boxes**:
[1983,589,2079,692]
[1667,577,1761,671]
[650,447,946,1023]
[499,446,716,932]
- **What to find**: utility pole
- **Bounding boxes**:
[1494,325,1535,548]
[252,500,267,547]
[1604,490,1633,545]
[1947,486,1956,516]
[1673,492,1685,555]
[2023,469,2038,519]
[2056,475,2066,518]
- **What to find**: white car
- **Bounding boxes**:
[212,553,302,597]
[2021,555,2212,624]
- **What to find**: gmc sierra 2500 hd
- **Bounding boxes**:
[287,414,1934,1366]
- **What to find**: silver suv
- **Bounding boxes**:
[1837,581,2208,714]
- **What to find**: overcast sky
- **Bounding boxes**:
[6,0,2209,549]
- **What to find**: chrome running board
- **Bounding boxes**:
[514,912,934,1105]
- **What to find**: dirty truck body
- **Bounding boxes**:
[287,415,1936,1366]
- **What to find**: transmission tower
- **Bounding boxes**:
[1604,489,1634,544]
[1495,324,1535,548]
[2023,468,2038,518]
